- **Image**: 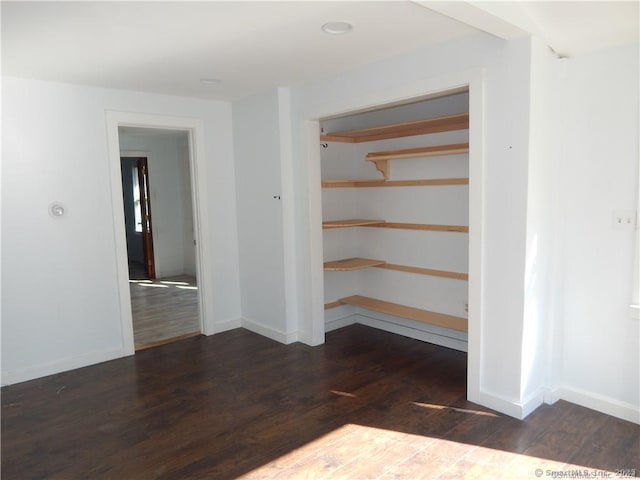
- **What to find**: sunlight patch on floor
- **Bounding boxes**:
[238,423,618,480]
[329,389,358,398]
[136,283,169,288]
[412,401,500,417]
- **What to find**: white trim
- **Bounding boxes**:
[324,304,356,323]
[1,347,123,386]
[187,125,215,336]
[558,386,640,424]
[474,390,529,419]
[325,315,357,333]
[213,317,243,334]
[630,304,639,320]
[301,67,486,411]
[520,387,546,418]
[105,111,214,356]
[354,314,468,353]
[466,69,486,407]
[544,386,562,405]
[305,120,326,347]
[241,318,299,344]
[106,116,136,355]
[471,386,543,420]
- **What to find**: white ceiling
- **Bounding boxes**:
[429,1,639,57]
[2,1,638,102]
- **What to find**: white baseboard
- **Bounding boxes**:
[1,347,125,386]
[212,317,242,334]
[471,390,525,419]
[520,387,546,418]
[558,386,640,424]
[469,389,538,420]
[352,313,468,352]
[241,317,299,344]
[543,386,561,405]
[325,314,357,332]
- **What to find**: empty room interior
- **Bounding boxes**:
[1,2,638,479]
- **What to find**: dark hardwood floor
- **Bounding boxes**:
[2,325,638,479]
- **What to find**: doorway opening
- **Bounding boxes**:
[319,88,470,351]
[118,128,201,350]
[302,71,484,406]
[105,115,211,353]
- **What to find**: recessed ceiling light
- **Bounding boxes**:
[200,78,221,85]
[321,22,353,35]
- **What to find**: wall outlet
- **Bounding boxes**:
[464,302,469,313]
[612,210,636,230]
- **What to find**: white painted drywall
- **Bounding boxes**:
[1,76,241,384]
[232,90,289,341]
[521,37,560,413]
[119,131,193,278]
[179,135,197,277]
[555,43,639,422]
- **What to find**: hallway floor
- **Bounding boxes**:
[129,274,200,349]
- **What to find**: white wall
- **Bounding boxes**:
[119,131,194,278]
[522,37,560,411]
[232,90,291,342]
[179,135,197,277]
[289,33,534,417]
[1,77,241,384]
[554,43,639,423]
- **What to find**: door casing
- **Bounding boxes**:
[106,111,214,356]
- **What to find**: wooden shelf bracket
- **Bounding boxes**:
[366,143,469,180]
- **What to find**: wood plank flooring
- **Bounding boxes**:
[2,325,638,479]
[129,275,200,348]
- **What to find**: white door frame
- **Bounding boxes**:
[106,111,214,355]
[300,67,485,403]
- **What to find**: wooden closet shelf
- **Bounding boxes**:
[364,143,469,179]
[322,178,469,188]
[324,258,386,271]
[366,143,469,162]
[367,222,469,233]
[377,263,468,280]
[322,219,386,229]
[320,113,469,143]
[322,220,468,232]
[324,300,344,310]
[323,258,468,280]
[337,295,468,332]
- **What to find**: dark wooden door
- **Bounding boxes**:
[136,157,156,279]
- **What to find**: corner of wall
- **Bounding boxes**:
[241,317,299,345]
